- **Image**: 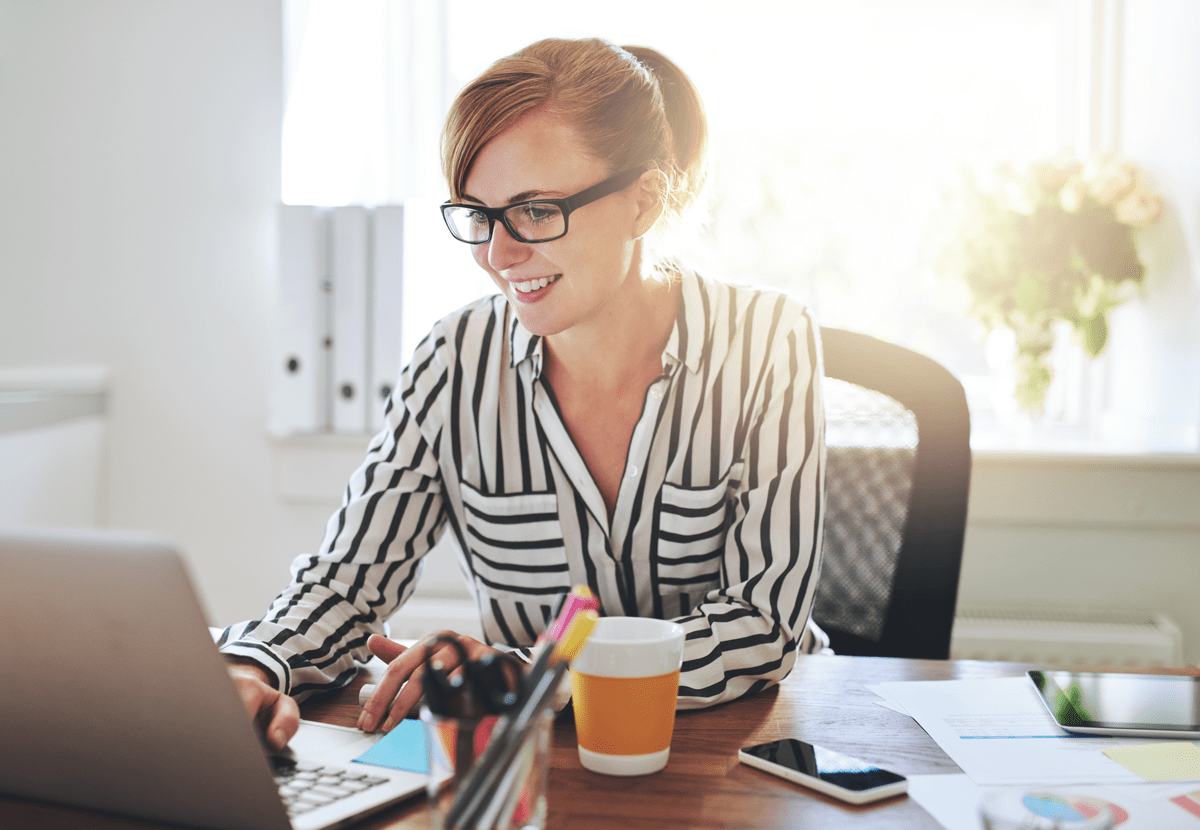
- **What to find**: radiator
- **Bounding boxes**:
[950,606,1184,667]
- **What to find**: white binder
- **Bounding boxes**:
[273,205,328,434]
[370,206,405,433]
[330,207,369,433]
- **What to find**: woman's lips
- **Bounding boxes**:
[507,273,561,302]
[511,273,561,294]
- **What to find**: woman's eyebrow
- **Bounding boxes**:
[506,188,551,204]
[460,188,560,206]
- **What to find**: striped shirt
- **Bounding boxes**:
[221,271,825,709]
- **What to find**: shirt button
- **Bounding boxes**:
[649,385,664,400]
[628,465,639,478]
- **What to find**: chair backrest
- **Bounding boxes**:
[812,327,972,659]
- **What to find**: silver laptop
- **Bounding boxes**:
[0,525,426,830]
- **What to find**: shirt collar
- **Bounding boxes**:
[664,269,721,375]
[507,306,544,377]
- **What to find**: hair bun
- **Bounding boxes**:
[621,45,708,209]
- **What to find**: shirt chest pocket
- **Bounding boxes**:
[458,481,570,597]
[655,467,739,614]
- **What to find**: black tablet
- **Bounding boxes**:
[1028,670,1200,739]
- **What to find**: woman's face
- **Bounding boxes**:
[460,108,647,339]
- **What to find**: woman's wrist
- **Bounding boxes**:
[225,656,277,690]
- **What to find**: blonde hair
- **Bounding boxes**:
[441,38,708,271]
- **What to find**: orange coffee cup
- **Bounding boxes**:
[569,617,685,776]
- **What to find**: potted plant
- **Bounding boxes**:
[934,153,1163,414]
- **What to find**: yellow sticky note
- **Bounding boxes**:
[1103,742,1200,782]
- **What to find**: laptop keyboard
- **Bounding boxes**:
[272,758,390,817]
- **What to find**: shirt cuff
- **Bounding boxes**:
[220,640,292,695]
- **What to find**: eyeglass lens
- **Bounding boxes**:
[443,202,566,244]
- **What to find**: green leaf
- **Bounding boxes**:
[1079,314,1108,357]
[1013,271,1052,318]
[1015,355,1053,414]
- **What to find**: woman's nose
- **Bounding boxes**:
[485,221,531,272]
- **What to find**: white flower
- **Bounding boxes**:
[1059,172,1087,213]
[1085,154,1138,205]
[1031,158,1078,193]
[1004,178,1040,216]
[1113,186,1163,225]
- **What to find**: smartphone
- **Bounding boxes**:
[738,739,908,805]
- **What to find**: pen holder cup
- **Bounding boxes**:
[421,705,552,830]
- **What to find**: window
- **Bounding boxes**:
[279,0,1196,453]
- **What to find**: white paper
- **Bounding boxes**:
[907,774,1200,830]
[874,677,1167,787]
[906,775,985,830]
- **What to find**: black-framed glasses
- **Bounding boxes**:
[440,166,647,245]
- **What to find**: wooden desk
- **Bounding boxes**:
[321,655,1017,830]
[4,656,1195,829]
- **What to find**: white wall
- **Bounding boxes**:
[1,0,1197,663]
[0,0,342,625]
[959,453,1200,665]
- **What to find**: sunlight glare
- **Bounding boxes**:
[282,0,387,206]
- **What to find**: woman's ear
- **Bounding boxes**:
[630,168,667,239]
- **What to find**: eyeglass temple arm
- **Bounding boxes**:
[562,166,648,212]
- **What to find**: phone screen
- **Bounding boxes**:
[740,740,905,792]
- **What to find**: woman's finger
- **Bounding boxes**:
[366,633,407,664]
[359,631,465,732]
[360,634,437,728]
[263,689,301,750]
[378,634,516,732]
[381,635,473,730]
[227,663,300,750]
[358,654,415,732]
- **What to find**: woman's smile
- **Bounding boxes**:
[508,273,562,296]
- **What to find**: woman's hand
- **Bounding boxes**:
[226,660,300,751]
[358,631,505,733]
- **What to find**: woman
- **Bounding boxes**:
[222,37,825,749]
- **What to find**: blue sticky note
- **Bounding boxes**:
[352,718,429,774]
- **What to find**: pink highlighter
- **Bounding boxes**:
[500,586,598,825]
[541,586,601,645]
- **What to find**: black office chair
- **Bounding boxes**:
[811,328,971,659]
